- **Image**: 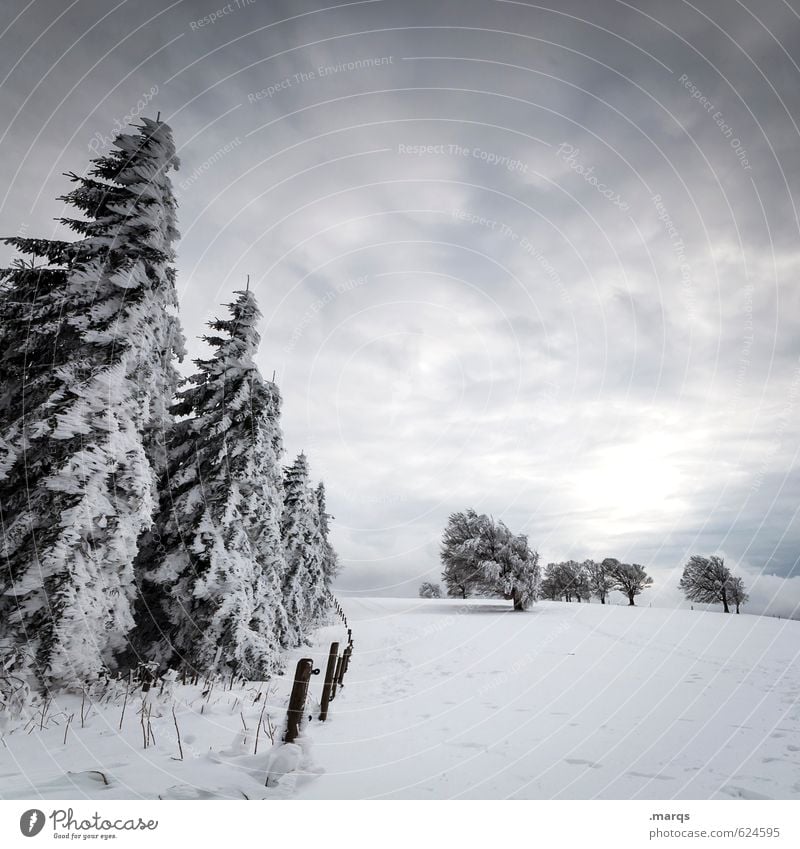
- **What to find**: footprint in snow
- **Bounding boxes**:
[160,784,222,799]
[721,785,772,800]
[627,771,675,781]
[66,770,114,788]
[565,758,601,769]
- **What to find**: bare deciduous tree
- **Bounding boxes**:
[679,555,735,613]
[609,561,653,606]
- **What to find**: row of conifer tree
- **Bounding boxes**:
[0,118,337,692]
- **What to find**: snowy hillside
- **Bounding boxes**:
[2,597,798,800]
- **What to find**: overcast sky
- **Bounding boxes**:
[2,0,799,615]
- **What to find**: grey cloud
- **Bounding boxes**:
[1,0,798,607]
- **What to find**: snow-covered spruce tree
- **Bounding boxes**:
[282,453,329,645]
[137,289,288,679]
[0,118,185,687]
[315,481,340,585]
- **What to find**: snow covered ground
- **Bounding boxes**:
[1,597,798,800]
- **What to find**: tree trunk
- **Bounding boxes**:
[735,602,740,614]
[512,588,524,611]
[628,591,635,606]
[600,595,606,604]
[722,592,730,613]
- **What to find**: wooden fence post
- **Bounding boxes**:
[318,642,339,721]
[330,655,343,701]
[337,644,352,688]
[284,658,317,744]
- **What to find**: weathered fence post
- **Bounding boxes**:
[318,642,339,721]
[284,658,317,744]
[337,644,352,688]
[330,655,343,701]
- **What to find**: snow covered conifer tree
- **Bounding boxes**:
[138,288,288,679]
[282,453,329,645]
[0,119,185,687]
[315,481,340,585]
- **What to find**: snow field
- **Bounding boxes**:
[1,597,797,800]
[296,597,800,799]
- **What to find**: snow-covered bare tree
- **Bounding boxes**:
[727,575,748,614]
[541,561,589,602]
[282,453,329,645]
[441,509,486,599]
[492,525,540,610]
[135,288,287,679]
[540,564,563,601]
[679,554,735,613]
[586,559,615,604]
[418,582,442,599]
[610,561,653,606]
[440,510,540,610]
[0,118,185,687]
